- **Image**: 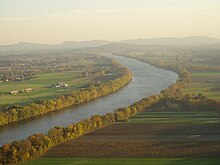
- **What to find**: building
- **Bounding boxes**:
[10,91,19,95]
[25,88,32,92]
[54,82,69,88]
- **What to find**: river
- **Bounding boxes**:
[0,55,178,146]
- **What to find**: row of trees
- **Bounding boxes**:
[0,67,132,126]
[158,93,220,112]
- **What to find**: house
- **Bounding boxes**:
[25,88,32,92]
[82,71,89,78]
[10,91,19,95]
[55,82,69,88]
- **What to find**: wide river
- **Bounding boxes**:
[0,55,178,146]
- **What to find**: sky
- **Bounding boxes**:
[0,0,220,44]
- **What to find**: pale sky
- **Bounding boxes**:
[0,0,220,44]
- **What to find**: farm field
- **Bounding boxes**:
[127,111,220,124]
[0,71,90,105]
[21,158,220,165]
[183,71,220,100]
[42,111,220,160]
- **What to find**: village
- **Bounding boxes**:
[8,82,70,96]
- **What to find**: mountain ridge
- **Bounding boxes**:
[0,36,219,52]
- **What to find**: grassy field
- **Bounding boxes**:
[184,71,220,100]
[127,111,220,124]
[21,158,220,165]
[132,111,219,118]
[126,117,220,124]
[0,71,90,105]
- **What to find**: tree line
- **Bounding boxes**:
[0,66,132,126]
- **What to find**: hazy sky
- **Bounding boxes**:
[0,0,220,44]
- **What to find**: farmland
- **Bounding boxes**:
[183,71,220,100]
[21,158,220,165]
[127,111,220,124]
[0,71,89,105]
[41,110,220,161]
[0,54,123,106]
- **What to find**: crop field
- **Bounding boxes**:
[42,111,220,159]
[21,158,220,165]
[0,71,90,105]
[183,71,220,100]
[127,111,220,124]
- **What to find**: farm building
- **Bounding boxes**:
[54,82,69,88]
[10,91,19,95]
[25,88,32,92]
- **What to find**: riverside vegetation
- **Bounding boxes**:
[0,59,132,126]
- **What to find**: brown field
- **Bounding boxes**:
[44,123,220,158]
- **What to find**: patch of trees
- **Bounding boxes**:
[0,67,132,126]
[186,65,220,72]
[156,93,220,112]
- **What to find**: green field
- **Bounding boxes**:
[184,71,220,100]
[21,158,220,165]
[127,117,220,124]
[0,71,90,105]
[132,111,219,118]
[127,111,220,124]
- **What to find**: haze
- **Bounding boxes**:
[0,0,220,44]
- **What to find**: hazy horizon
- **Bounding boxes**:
[1,0,220,44]
[1,36,220,46]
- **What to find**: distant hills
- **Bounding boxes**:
[0,40,111,52]
[120,36,220,45]
[0,36,219,52]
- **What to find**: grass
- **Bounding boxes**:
[183,70,220,100]
[126,111,220,124]
[21,158,220,165]
[132,111,219,118]
[127,117,220,124]
[0,71,90,105]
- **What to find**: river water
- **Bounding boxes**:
[0,55,178,146]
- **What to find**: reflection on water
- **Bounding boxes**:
[0,55,178,146]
